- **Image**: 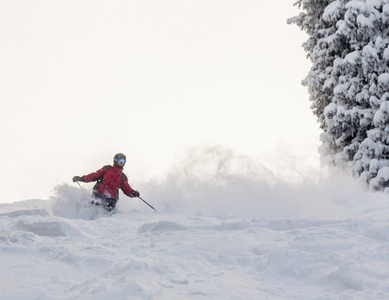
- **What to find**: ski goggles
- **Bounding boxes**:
[116,158,126,164]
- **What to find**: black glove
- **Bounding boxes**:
[130,190,140,197]
[73,176,84,182]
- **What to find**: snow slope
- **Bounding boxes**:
[1,181,389,299]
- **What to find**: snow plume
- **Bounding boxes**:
[48,146,388,220]
[50,184,109,220]
[139,146,388,219]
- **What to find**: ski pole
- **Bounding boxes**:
[75,180,87,190]
[138,196,157,212]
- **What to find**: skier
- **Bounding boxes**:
[72,153,140,211]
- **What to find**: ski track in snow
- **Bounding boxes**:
[1,186,389,299]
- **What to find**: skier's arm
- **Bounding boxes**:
[121,178,139,198]
[82,166,109,183]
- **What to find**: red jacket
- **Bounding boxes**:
[82,165,135,200]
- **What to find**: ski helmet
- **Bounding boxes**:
[114,153,126,166]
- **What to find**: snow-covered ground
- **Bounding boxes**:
[1,177,389,300]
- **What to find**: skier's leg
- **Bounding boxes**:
[91,191,117,211]
[103,198,117,212]
[91,190,107,205]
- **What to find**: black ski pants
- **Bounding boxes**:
[92,190,117,211]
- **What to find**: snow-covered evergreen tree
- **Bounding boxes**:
[290,0,389,192]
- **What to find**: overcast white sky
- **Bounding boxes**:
[0,0,320,203]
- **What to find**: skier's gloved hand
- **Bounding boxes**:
[130,190,140,197]
[73,176,84,182]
